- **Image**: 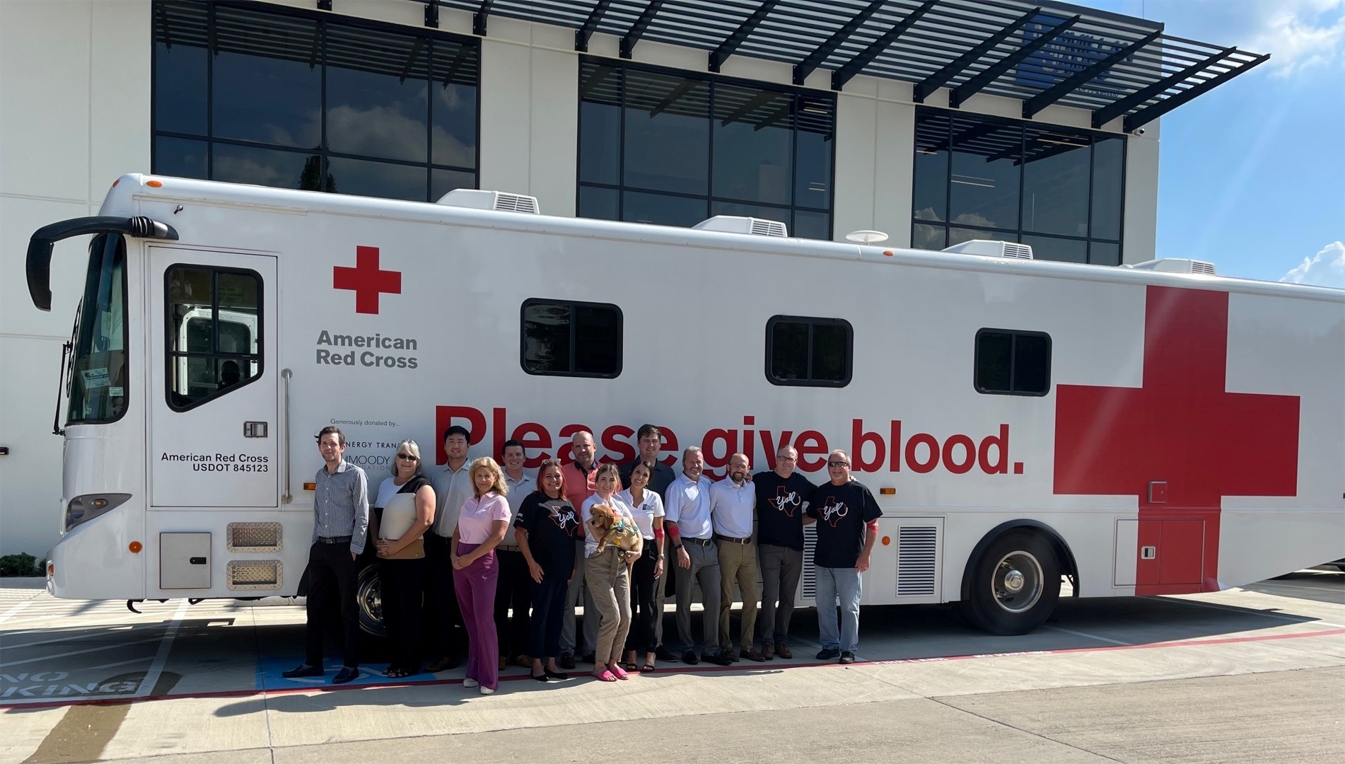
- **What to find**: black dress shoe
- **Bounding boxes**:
[332,667,360,684]
[816,647,840,660]
[681,650,700,665]
[706,651,733,666]
[580,653,596,664]
[655,645,679,662]
[426,655,458,673]
[559,653,576,670]
[282,664,323,679]
[839,651,856,664]
[545,670,570,680]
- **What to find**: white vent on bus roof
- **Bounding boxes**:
[693,215,788,237]
[436,189,540,214]
[1126,258,1216,275]
[941,239,1034,260]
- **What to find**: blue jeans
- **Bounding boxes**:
[815,566,862,653]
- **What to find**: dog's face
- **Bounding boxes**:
[588,503,617,530]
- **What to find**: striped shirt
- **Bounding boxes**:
[311,460,370,555]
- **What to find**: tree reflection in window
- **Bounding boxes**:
[522,300,622,378]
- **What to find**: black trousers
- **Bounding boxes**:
[305,542,361,668]
[423,533,463,659]
[494,548,532,658]
[626,542,659,653]
[528,562,569,659]
[380,556,426,671]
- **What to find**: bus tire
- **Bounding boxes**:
[964,530,1060,636]
[356,563,388,638]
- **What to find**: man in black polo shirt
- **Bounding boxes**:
[752,444,815,660]
[620,423,679,662]
[806,449,882,665]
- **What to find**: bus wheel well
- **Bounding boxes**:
[961,520,1079,601]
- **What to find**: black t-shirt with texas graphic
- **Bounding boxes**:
[806,480,883,568]
[753,471,816,551]
[515,492,580,574]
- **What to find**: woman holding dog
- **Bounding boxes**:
[451,457,513,694]
[580,463,642,682]
[515,459,580,682]
[618,461,665,672]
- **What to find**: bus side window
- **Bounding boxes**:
[765,315,853,387]
[520,299,623,378]
[974,328,1051,396]
[166,266,263,410]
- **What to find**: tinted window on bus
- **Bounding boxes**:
[975,329,1050,396]
[166,266,263,410]
[766,316,852,387]
[521,299,622,378]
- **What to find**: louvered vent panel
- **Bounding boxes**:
[227,560,282,590]
[750,219,788,237]
[801,524,818,599]
[1191,261,1216,275]
[896,526,938,597]
[227,522,282,552]
[494,192,539,214]
[1002,242,1034,260]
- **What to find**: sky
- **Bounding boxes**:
[1074,0,1344,287]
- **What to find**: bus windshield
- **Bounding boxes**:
[67,234,128,425]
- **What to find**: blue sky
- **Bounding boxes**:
[1075,0,1344,286]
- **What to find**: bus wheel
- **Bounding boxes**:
[356,564,388,638]
[965,530,1060,635]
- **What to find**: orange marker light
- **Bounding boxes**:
[881,536,891,546]
[111,178,120,187]
[303,482,317,491]
[883,250,894,256]
[47,562,55,576]
[129,541,143,553]
[879,487,896,495]
[146,180,163,188]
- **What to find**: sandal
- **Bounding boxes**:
[384,667,411,679]
[641,663,656,672]
[593,670,617,682]
[611,665,629,680]
[622,661,639,672]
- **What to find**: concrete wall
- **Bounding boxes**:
[0,0,1158,557]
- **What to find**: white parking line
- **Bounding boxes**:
[0,637,164,669]
[136,600,189,697]
[0,602,32,625]
[83,655,158,672]
[1041,625,1133,646]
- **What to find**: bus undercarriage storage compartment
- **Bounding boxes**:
[24,174,1345,635]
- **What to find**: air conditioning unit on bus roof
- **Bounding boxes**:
[694,216,788,238]
[1126,258,1217,275]
[436,189,540,214]
[941,240,1034,260]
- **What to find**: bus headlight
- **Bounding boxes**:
[65,493,131,531]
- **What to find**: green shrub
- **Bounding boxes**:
[0,553,39,577]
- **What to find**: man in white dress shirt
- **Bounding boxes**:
[664,447,731,666]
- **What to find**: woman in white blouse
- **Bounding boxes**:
[371,440,435,679]
[617,461,665,672]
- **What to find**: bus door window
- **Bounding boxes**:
[166,265,263,410]
[67,234,130,425]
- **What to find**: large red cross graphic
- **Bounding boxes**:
[333,246,401,315]
[1053,286,1299,595]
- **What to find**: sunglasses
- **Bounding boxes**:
[397,453,418,461]
[827,461,849,468]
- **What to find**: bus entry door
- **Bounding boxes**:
[148,247,279,508]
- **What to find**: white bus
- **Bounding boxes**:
[25,174,1345,636]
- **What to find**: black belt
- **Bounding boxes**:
[317,536,352,545]
[714,534,752,545]
[682,537,714,547]
[497,546,522,553]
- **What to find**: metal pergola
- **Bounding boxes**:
[405,0,1266,132]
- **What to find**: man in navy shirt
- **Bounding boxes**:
[752,445,814,659]
[806,449,882,664]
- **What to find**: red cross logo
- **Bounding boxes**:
[774,486,800,517]
[820,497,849,527]
[333,246,401,315]
[1054,286,1299,595]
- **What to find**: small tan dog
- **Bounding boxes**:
[587,503,640,555]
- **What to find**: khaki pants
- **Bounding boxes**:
[585,546,631,665]
[717,538,760,653]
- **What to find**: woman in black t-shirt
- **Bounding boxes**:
[515,459,580,681]
[372,440,436,679]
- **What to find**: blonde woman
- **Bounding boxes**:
[372,439,435,679]
[451,457,512,694]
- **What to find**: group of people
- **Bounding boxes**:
[285,424,883,695]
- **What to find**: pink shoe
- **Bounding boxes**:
[593,670,617,682]
[611,665,629,680]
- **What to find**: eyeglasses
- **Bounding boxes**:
[778,457,797,462]
[827,461,849,468]
[540,458,563,467]
[396,453,418,461]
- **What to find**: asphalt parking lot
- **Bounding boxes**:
[2,569,1343,764]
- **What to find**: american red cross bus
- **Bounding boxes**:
[25,174,1345,636]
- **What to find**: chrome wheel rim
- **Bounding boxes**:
[992,551,1043,614]
[356,567,387,636]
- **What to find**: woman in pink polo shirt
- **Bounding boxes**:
[451,457,512,694]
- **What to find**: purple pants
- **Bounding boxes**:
[453,542,500,690]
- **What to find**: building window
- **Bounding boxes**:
[166,265,263,410]
[912,108,1124,265]
[578,59,835,240]
[521,300,622,378]
[974,329,1050,396]
[152,0,478,202]
[766,316,852,387]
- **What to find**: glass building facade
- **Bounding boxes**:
[576,59,836,240]
[911,108,1125,265]
[152,0,479,202]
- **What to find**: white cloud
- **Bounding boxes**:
[1148,0,1345,75]
[1281,241,1345,287]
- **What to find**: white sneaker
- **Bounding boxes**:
[479,686,495,695]
[462,678,478,688]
